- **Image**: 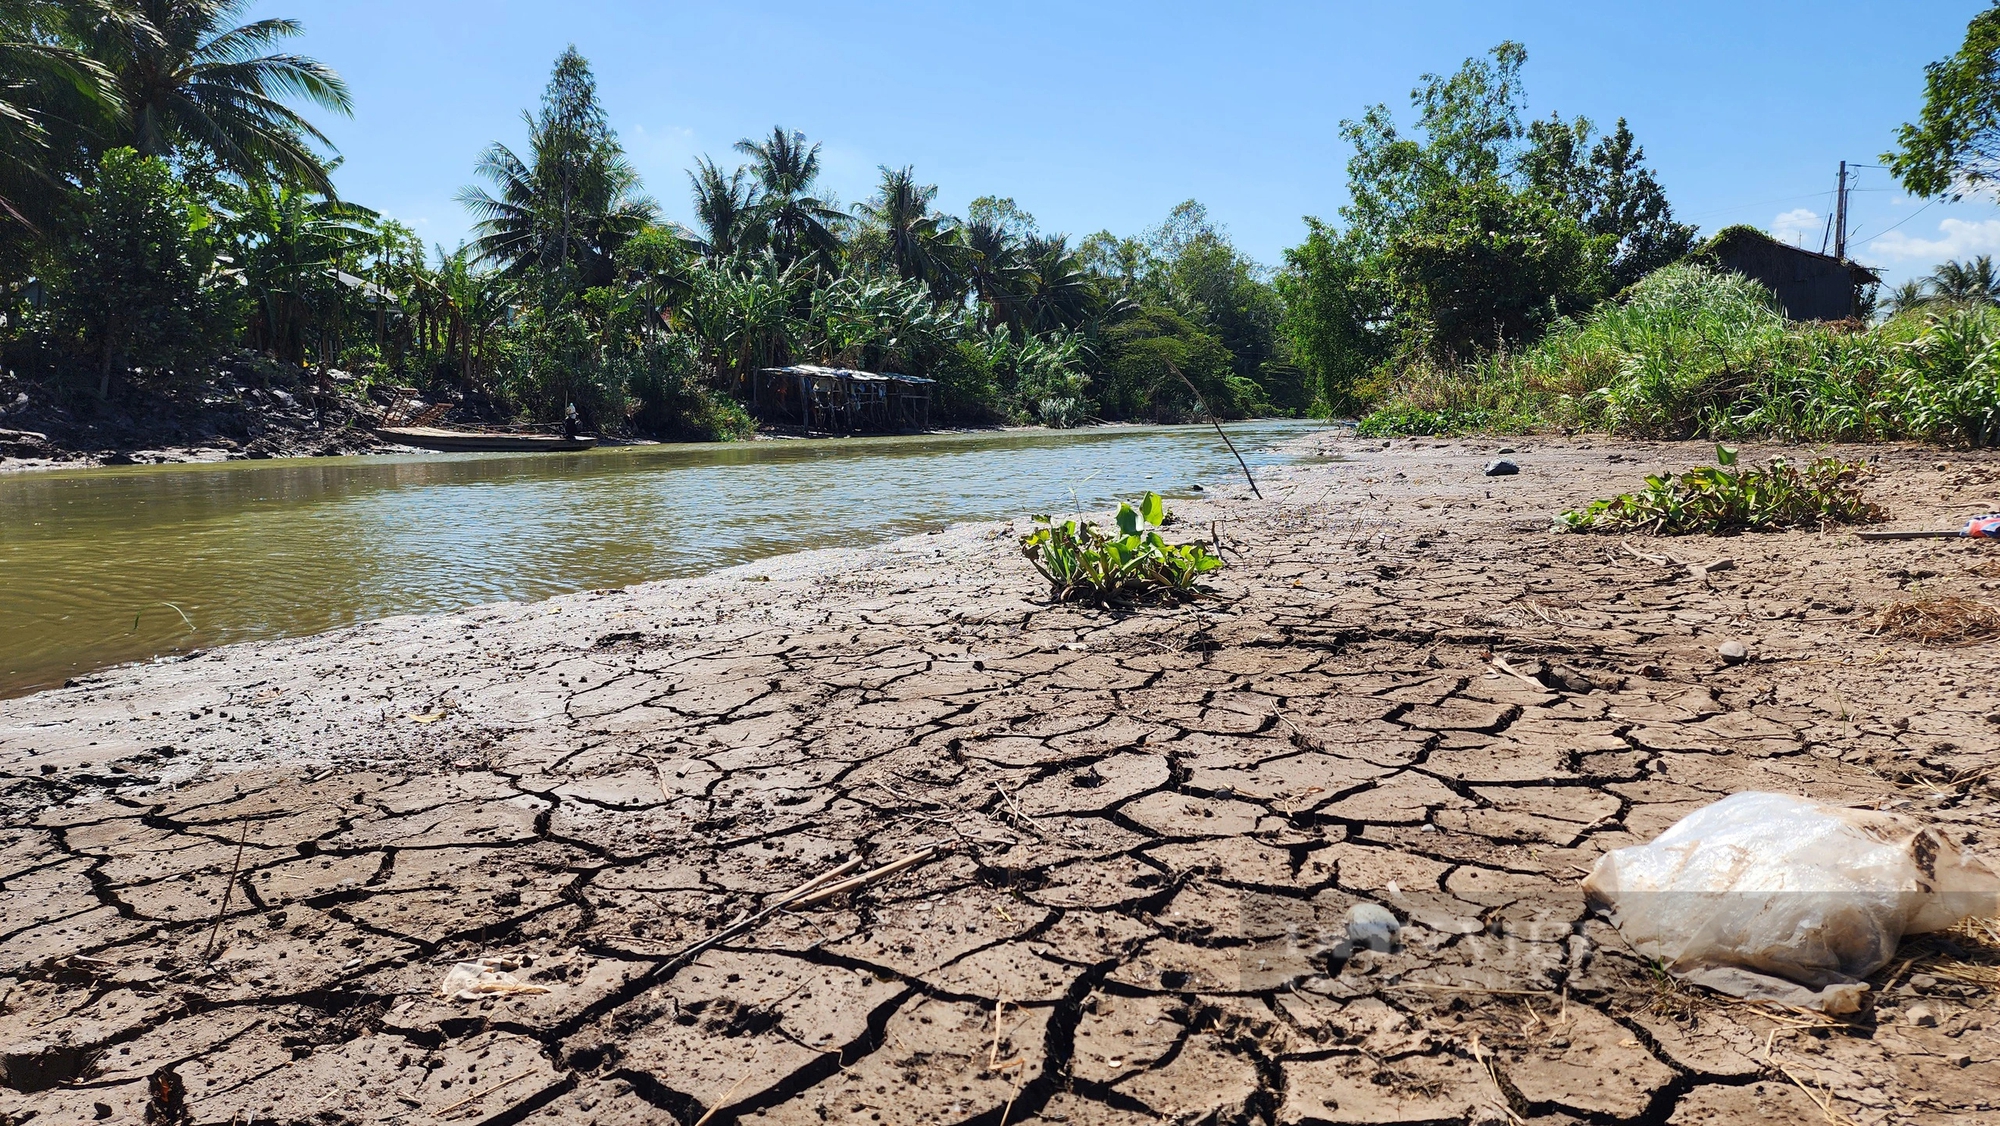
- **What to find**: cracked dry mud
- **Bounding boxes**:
[3,433,1999,1126]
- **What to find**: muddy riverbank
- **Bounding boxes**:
[0,369,396,472]
[3,434,1998,1125]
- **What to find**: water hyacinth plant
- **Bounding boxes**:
[1020,492,1223,604]
[1556,445,1883,535]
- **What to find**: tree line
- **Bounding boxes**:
[0,5,1312,439]
[8,0,1995,444]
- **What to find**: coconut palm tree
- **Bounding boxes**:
[0,0,122,230]
[1883,279,1931,317]
[1020,234,1097,333]
[959,216,1031,330]
[79,0,351,196]
[855,164,957,297]
[1926,256,2000,305]
[459,135,655,288]
[458,49,656,293]
[684,156,757,260]
[734,126,845,272]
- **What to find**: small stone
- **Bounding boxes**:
[1483,459,1519,477]
[1717,640,1749,664]
[1950,1052,1973,1068]
[1906,1003,1939,1027]
[1496,446,1516,454]
[1346,902,1401,952]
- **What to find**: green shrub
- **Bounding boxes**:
[626,336,754,441]
[43,148,230,395]
[1359,263,2000,448]
[1021,492,1223,604]
[1556,445,1882,535]
[1036,396,1085,428]
[1356,403,1541,437]
[929,338,1006,424]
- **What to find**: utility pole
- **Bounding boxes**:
[1833,160,1850,261]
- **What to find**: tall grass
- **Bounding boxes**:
[1359,264,2000,447]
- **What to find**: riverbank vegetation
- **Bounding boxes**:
[1357,264,2000,446]
[1556,445,1882,536]
[4,2,1997,453]
[1310,16,2000,449]
[0,2,1305,446]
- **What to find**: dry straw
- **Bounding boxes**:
[1874,596,2000,644]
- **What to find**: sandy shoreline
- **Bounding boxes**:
[3,433,1999,1125]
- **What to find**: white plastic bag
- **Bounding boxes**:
[438,955,551,1002]
[1583,792,2000,1012]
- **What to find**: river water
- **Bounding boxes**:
[0,420,1324,697]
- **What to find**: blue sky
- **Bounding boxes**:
[269,0,1999,287]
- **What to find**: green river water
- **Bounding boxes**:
[0,420,1324,697]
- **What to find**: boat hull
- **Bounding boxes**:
[374,426,598,453]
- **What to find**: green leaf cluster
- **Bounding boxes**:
[1888,3,2000,199]
[1019,493,1223,605]
[1556,446,1883,536]
[49,148,229,395]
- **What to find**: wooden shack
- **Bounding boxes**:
[1707,226,1881,321]
[753,365,936,433]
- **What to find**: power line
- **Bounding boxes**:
[1856,198,1938,245]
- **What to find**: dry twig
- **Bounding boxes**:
[991,780,1048,838]
[435,1068,540,1117]
[200,820,251,963]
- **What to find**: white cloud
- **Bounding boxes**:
[1868,217,2000,262]
[1769,207,1823,248]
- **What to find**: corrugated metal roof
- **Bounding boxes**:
[760,364,935,385]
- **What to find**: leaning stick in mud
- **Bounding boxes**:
[1166,361,1262,499]
[200,820,251,962]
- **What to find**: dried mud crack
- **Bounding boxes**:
[3,433,1999,1125]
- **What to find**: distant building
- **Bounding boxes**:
[1705,226,1881,321]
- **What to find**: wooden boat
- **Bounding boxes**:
[373,425,598,453]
